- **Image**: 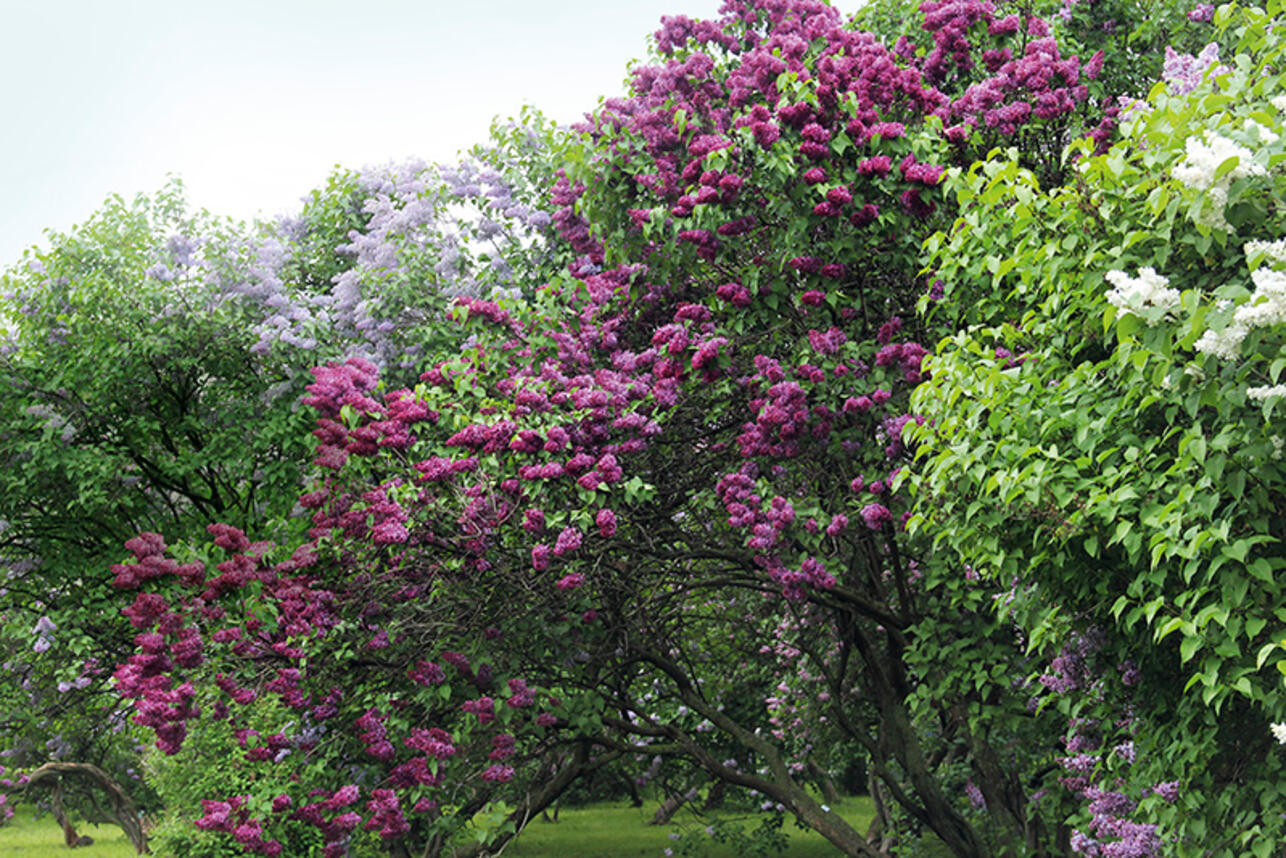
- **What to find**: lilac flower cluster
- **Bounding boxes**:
[944,34,1093,138]
[209,233,329,355]
[1162,43,1227,95]
[321,153,558,368]
[0,764,16,823]
[1187,4,1215,22]
[31,614,56,654]
[1036,635,1179,857]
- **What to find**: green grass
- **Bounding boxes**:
[0,798,874,857]
[0,811,138,857]
[503,798,875,857]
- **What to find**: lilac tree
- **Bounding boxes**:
[98,2,1142,856]
[0,112,567,847]
[3,1,1260,856]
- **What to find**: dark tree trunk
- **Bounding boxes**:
[866,771,896,853]
[49,780,84,848]
[638,649,888,857]
[702,779,726,811]
[25,762,148,854]
[876,699,989,858]
[807,759,843,805]
[625,773,643,808]
[650,792,686,825]
[386,841,414,858]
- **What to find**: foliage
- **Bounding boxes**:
[145,700,334,858]
[1,0,1269,857]
[95,1,1143,856]
[909,1,1286,853]
[0,108,567,836]
[0,183,314,822]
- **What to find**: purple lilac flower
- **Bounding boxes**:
[1163,43,1227,95]
[860,503,892,530]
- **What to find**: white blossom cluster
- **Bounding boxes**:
[1172,130,1266,189]
[1273,722,1286,744]
[1194,323,1247,359]
[1245,238,1286,266]
[1172,129,1269,231]
[1105,267,1181,319]
[1272,95,1286,113]
[1196,252,1286,359]
[1235,266,1286,327]
[1247,384,1286,401]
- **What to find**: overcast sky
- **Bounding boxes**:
[1,0,860,266]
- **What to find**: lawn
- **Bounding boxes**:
[502,798,875,858]
[0,797,875,856]
[0,812,137,857]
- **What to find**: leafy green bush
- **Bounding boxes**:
[144,700,333,858]
[909,1,1286,852]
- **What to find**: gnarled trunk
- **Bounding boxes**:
[24,762,148,854]
[650,791,687,825]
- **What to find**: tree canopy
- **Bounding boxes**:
[3,1,1284,857]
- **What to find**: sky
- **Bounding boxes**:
[1,0,860,266]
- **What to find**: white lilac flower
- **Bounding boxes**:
[1235,268,1286,329]
[1245,239,1286,266]
[1196,186,1232,231]
[1199,268,1286,360]
[1105,267,1181,319]
[1247,384,1286,401]
[1172,131,1266,191]
[1272,722,1286,744]
[1272,95,1286,113]
[1194,323,1247,359]
[1171,127,1269,231]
